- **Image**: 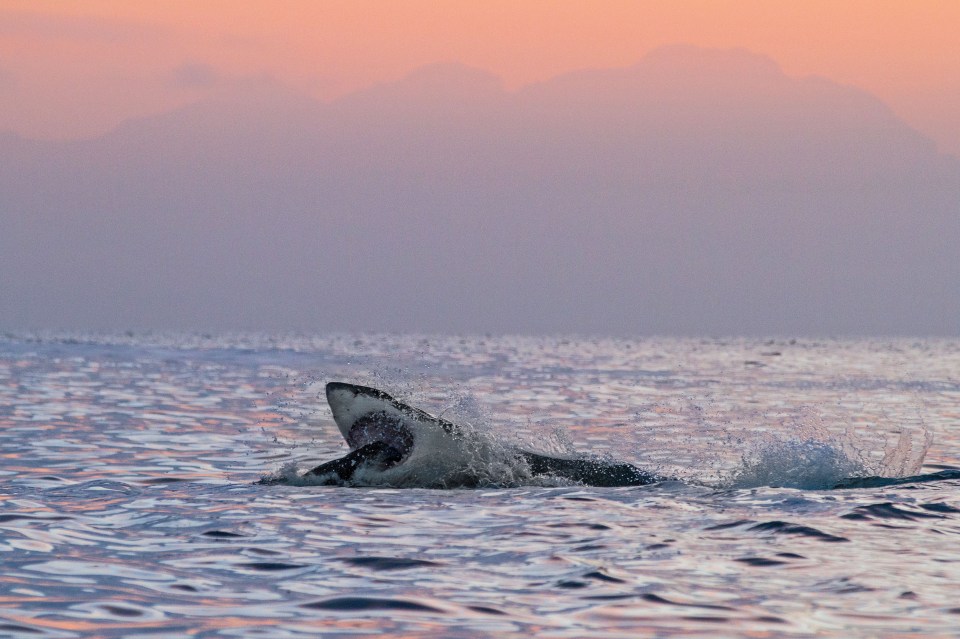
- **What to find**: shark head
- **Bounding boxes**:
[325,382,416,459]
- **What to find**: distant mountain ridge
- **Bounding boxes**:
[2,45,958,335]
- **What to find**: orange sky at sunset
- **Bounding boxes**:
[1,0,959,156]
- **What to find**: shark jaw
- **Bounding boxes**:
[325,382,418,460]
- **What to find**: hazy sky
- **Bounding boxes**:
[2,2,959,336]
[1,0,959,156]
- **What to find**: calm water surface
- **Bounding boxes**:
[1,333,959,638]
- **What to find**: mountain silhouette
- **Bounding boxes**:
[2,45,958,335]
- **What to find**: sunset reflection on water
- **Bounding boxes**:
[1,333,959,637]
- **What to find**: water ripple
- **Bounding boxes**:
[2,335,960,637]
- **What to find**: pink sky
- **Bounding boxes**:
[1,0,959,156]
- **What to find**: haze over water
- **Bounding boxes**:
[2,333,958,637]
[3,42,960,336]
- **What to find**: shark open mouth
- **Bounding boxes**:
[345,410,415,462]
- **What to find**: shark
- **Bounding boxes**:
[290,382,960,490]
[305,381,662,487]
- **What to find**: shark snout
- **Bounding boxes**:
[325,381,403,444]
[325,381,360,398]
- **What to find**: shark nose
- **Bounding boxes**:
[326,381,357,396]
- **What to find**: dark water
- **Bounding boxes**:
[1,333,959,637]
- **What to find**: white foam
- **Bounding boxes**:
[722,407,933,490]
[724,436,865,490]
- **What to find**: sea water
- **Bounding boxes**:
[0,333,958,638]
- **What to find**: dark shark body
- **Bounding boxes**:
[307,382,661,487]
[830,469,960,489]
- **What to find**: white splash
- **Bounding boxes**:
[723,404,933,490]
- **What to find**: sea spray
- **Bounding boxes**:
[723,402,933,489]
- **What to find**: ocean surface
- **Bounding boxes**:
[1,332,959,638]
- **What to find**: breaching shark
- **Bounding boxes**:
[284,381,960,490]
[305,381,663,487]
